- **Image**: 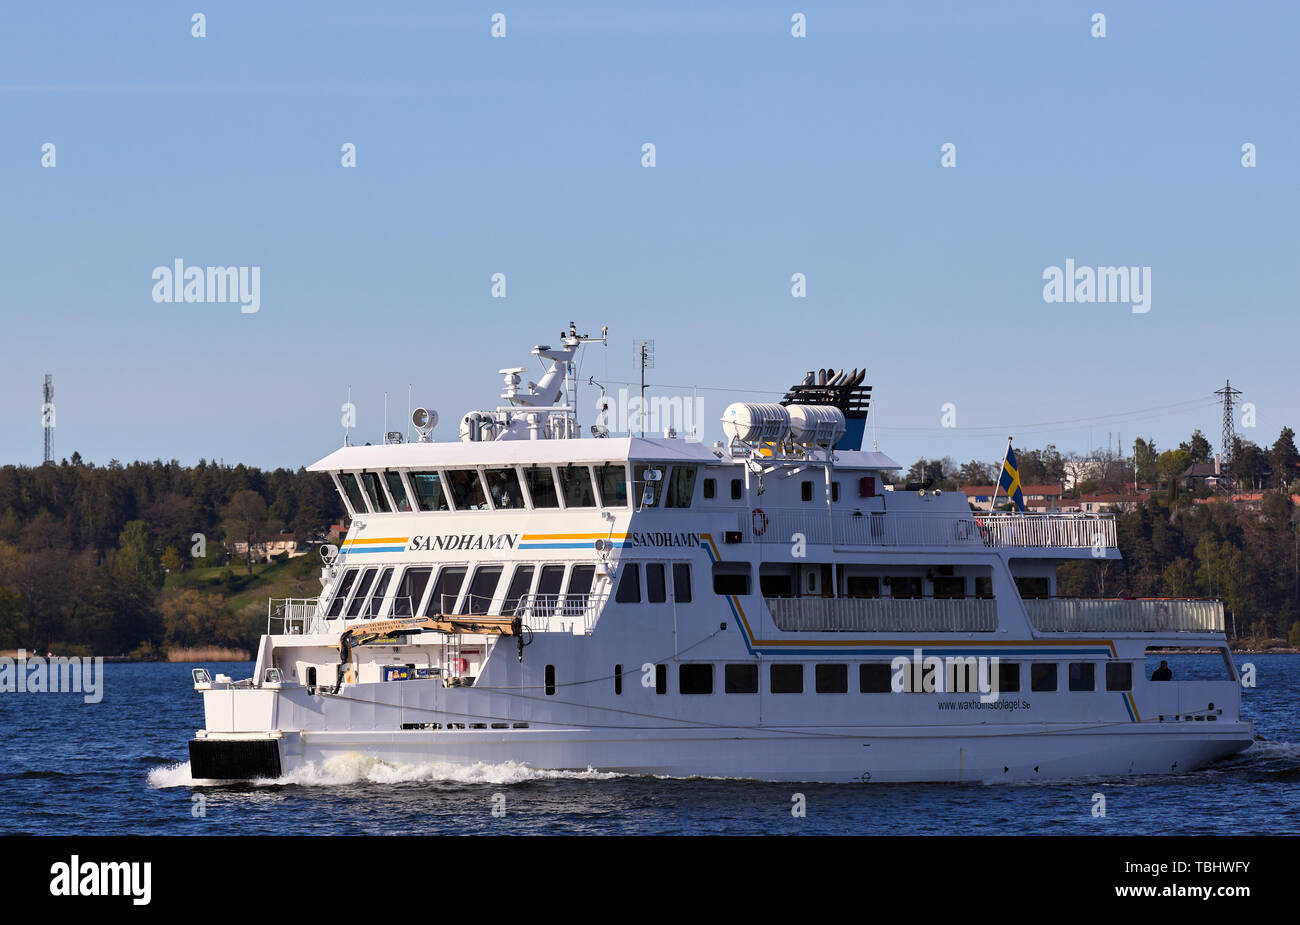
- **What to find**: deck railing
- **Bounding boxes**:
[267,598,322,635]
[766,596,998,633]
[1024,598,1224,633]
[515,591,609,634]
[743,510,1116,549]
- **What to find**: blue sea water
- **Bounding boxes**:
[1,654,1296,835]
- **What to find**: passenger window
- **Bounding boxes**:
[730,478,743,500]
[384,471,412,511]
[998,662,1021,693]
[679,664,713,695]
[559,465,596,508]
[523,467,560,508]
[360,472,391,513]
[703,478,716,500]
[724,663,758,693]
[365,567,394,618]
[646,563,667,603]
[888,577,922,599]
[502,565,535,615]
[859,663,891,693]
[770,663,803,694]
[564,565,596,616]
[535,564,565,616]
[462,565,503,615]
[1105,662,1132,691]
[338,473,369,514]
[655,664,667,695]
[801,481,813,502]
[815,664,848,693]
[663,466,697,508]
[326,568,360,618]
[345,568,378,618]
[845,576,879,598]
[425,566,467,615]
[932,576,965,599]
[409,471,450,512]
[484,468,525,510]
[615,564,641,603]
[391,566,432,617]
[831,482,840,502]
[446,469,488,510]
[594,464,629,508]
[1068,662,1096,692]
[712,562,751,595]
[672,563,692,603]
[1031,663,1058,692]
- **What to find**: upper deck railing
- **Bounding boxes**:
[767,596,998,633]
[743,510,1116,549]
[268,598,322,635]
[1024,598,1224,633]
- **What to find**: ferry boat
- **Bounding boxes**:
[188,324,1253,783]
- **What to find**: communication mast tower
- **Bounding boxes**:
[42,374,54,465]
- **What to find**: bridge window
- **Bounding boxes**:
[859,663,891,693]
[801,480,813,502]
[365,567,394,618]
[566,564,595,604]
[831,482,840,502]
[391,566,432,617]
[409,471,450,512]
[679,664,713,695]
[725,663,758,693]
[503,565,534,615]
[1105,662,1132,691]
[426,566,467,615]
[559,465,596,508]
[463,565,503,615]
[1031,663,1058,692]
[359,472,390,513]
[446,469,489,510]
[663,466,697,508]
[615,564,641,603]
[672,563,692,603]
[815,664,848,693]
[594,463,629,508]
[998,662,1021,693]
[326,568,360,618]
[345,568,379,618]
[338,473,369,515]
[656,664,667,695]
[712,562,751,596]
[634,465,661,507]
[484,468,525,510]
[646,563,667,603]
[535,564,565,617]
[770,663,803,694]
[703,478,716,499]
[730,478,743,500]
[384,471,412,511]
[1068,662,1096,692]
[516,466,556,509]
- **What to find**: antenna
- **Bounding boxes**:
[635,339,654,438]
[42,374,54,465]
[1215,380,1242,465]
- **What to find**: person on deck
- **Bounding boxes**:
[1151,660,1173,681]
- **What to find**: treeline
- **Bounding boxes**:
[0,454,342,656]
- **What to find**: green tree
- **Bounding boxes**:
[1179,430,1212,464]
[1269,427,1299,489]
[114,520,164,589]
[1133,437,1159,484]
[220,489,269,575]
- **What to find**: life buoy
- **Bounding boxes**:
[451,657,469,673]
[752,508,768,537]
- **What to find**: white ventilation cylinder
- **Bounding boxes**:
[786,404,846,447]
[721,402,790,444]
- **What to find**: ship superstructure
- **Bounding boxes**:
[189,324,1252,782]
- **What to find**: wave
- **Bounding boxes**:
[148,755,621,789]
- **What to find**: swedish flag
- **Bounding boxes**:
[998,443,1025,512]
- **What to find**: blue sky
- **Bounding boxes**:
[1,2,1295,471]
